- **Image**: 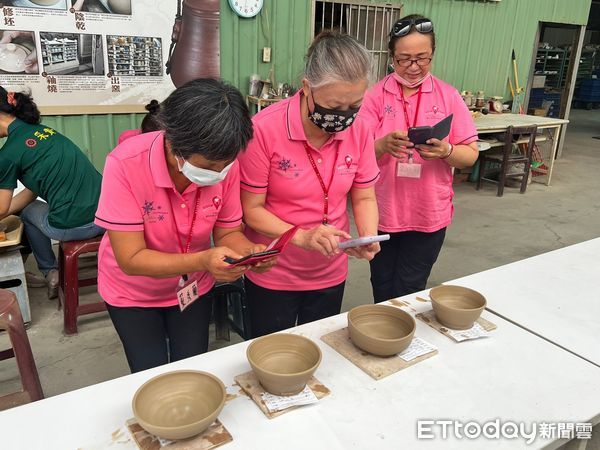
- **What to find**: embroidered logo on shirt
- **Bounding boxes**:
[142,200,154,216]
[25,139,37,148]
[345,155,353,168]
[384,104,396,116]
[278,158,295,172]
[212,196,221,209]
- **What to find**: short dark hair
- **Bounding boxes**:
[0,86,41,124]
[158,78,253,161]
[388,14,436,55]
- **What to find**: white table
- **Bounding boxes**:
[1,291,599,450]
[449,237,600,367]
[474,113,569,186]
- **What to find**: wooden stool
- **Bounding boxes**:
[0,289,44,411]
[58,235,106,335]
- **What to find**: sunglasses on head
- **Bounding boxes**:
[390,18,434,38]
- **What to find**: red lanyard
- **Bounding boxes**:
[400,85,423,129]
[169,189,200,254]
[304,143,339,225]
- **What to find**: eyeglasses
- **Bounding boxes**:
[390,18,434,37]
[395,57,432,67]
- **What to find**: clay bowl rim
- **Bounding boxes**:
[246,333,322,378]
[131,369,226,434]
[348,304,416,342]
[429,285,487,311]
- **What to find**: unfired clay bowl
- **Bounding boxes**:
[132,370,226,441]
[430,285,487,330]
[247,333,322,396]
[348,304,416,356]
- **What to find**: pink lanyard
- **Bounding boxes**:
[168,189,200,253]
[304,143,339,225]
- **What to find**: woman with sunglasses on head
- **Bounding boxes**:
[94,79,276,373]
[360,15,479,303]
[239,31,381,338]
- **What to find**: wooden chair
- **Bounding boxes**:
[0,289,44,411]
[477,125,538,197]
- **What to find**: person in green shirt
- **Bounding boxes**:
[0,87,103,298]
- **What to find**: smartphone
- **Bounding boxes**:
[338,234,390,250]
[408,114,453,145]
[223,249,280,266]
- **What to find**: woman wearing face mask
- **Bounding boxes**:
[95,79,276,373]
[359,15,478,302]
[238,31,381,338]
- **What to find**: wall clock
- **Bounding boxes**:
[228,0,263,18]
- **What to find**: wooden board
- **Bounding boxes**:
[126,418,232,450]
[320,327,437,381]
[234,371,330,419]
[0,216,23,248]
[416,310,497,342]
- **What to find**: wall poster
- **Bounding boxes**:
[0,0,176,114]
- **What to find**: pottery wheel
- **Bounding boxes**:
[0,44,29,73]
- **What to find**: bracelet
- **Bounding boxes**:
[440,143,453,159]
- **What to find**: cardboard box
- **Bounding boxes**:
[528,108,547,117]
[532,75,546,88]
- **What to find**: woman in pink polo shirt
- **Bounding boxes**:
[360,15,479,302]
[239,32,381,338]
[95,79,275,372]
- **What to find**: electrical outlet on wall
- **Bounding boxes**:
[262,47,271,63]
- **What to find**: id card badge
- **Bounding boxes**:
[177,275,199,311]
[396,152,422,179]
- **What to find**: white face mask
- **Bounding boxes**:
[177,157,234,186]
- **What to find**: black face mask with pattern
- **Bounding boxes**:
[308,91,359,133]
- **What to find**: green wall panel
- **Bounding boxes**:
[26,0,591,171]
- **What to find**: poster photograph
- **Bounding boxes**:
[0,29,38,74]
[0,0,175,114]
[0,0,68,11]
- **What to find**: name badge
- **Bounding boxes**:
[396,153,422,179]
[177,276,199,311]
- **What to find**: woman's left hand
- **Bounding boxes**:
[244,244,277,274]
[344,242,380,261]
[415,138,451,160]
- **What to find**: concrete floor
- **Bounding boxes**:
[1,108,599,447]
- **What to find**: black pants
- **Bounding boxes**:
[369,228,446,303]
[106,294,213,373]
[244,277,345,338]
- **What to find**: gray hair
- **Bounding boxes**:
[304,31,373,89]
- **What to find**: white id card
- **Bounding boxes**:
[396,153,422,178]
[177,277,199,311]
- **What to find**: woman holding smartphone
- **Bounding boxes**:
[359,15,479,302]
[239,32,381,337]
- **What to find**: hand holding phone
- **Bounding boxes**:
[224,226,298,267]
[338,234,390,249]
[408,114,453,145]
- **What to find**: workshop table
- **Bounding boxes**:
[474,113,569,186]
[0,289,598,449]
[449,237,600,367]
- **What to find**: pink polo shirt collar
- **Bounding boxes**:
[285,91,348,142]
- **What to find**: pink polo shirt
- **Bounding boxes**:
[95,131,243,308]
[118,128,142,144]
[359,74,478,233]
[239,91,380,291]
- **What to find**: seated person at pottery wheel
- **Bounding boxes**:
[117,99,161,144]
[239,32,381,338]
[0,86,104,298]
[95,79,276,373]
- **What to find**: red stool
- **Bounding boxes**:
[0,289,44,411]
[58,235,106,335]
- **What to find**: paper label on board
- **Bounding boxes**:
[446,322,490,342]
[398,337,437,361]
[261,386,319,412]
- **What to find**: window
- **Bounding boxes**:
[313,1,403,80]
